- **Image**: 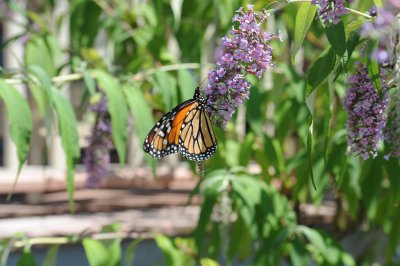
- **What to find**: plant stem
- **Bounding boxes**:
[346,8,372,20]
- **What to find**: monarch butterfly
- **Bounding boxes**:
[143,87,217,161]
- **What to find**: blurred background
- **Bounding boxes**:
[0,0,399,265]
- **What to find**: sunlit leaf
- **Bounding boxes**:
[292,2,317,63]
[155,235,185,266]
[83,239,108,266]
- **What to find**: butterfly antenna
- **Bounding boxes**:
[198,77,208,92]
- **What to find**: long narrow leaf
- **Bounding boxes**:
[305,87,317,190]
[0,79,32,199]
[292,3,317,63]
[123,83,156,171]
[93,70,129,165]
[83,239,108,266]
[52,87,80,212]
[42,245,60,266]
[325,21,346,57]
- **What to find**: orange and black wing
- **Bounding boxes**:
[143,99,197,159]
[178,102,217,161]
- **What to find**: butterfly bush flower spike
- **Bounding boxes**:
[84,95,113,188]
[344,64,388,160]
[311,0,352,25]
[206,5,281,128]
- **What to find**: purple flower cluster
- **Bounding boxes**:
[311,0,351,25]
[205,5,280,128]
[384,89,400,158]
[344,64,388,160]
[84,95,113,188]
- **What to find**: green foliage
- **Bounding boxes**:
[42,245,59,266]
[93,70,129,165]
[123,82,156,170]
[325,21,347,57]
[16,249,36,266]
[83,238,121,266]
[292,2,317,63]
[52,88,80,212]
[123,239,141,266]
[0,79,32,198]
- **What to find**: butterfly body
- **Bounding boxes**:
[143,87,217,161]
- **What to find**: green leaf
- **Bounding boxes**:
[83,238,121,266]
[93,70,129,165]
[298,226,355,265]
[345,18,365,38]
[178,69,196,101]
[70,0,101,49]
[292,2,317,63]
[200,258,220,266]
[289,236,310,266]
[28,66,52,101]
[17,249,36,266]
[106,240,121,266]
[124,239,141,266]
[0,80,32,199]
[238,133,255,166]
[346,31,360,62]
[153,71,177,111]
[24,33,59,77]
[84,71,96,96]
[42,245,59,266]
[170,0,183,29]
[0,238,12,266]
[122,83,156,170]
[83,239,108,266]
[366,40,382,92]
[155,235,185,266]
[195,188,219,255]
[52,87,80,212]
[305,88,317,190]
[27,65,53,118]
[307,47,336,92]
[325,21,346,57]
[373,0,383,7]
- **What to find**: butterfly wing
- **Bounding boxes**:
[178,102,217,161]
[143,99,197,158]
